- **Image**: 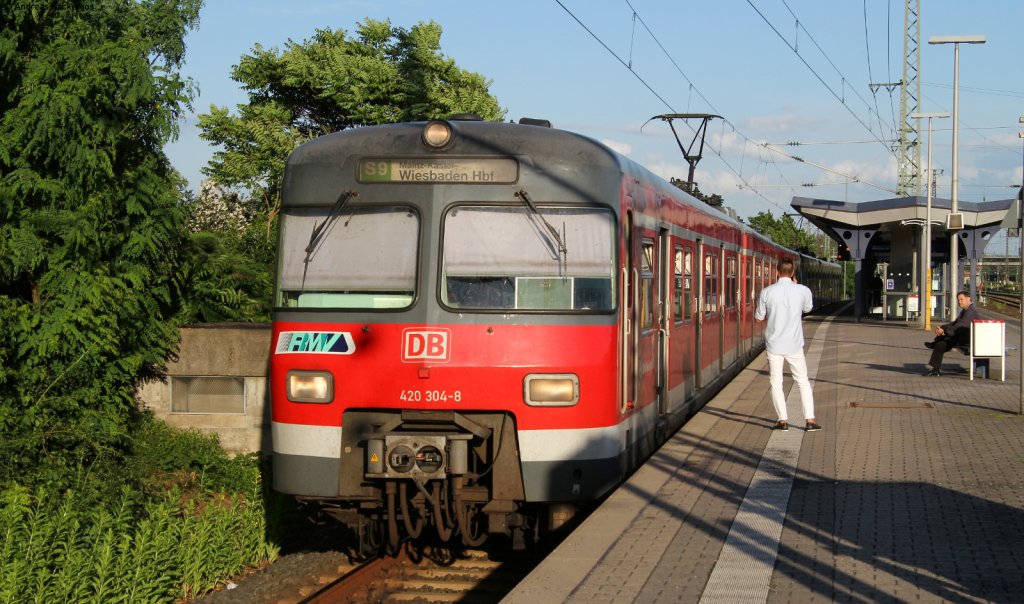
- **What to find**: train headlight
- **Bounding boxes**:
[524,374,579,407]
[422,120,453,149]
[285,370,333,403]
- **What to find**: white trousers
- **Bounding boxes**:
[766,350,815,422]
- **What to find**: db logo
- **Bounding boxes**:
[402,329,451,363]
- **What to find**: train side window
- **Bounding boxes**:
[726,256,737,309]
[683,249,693,320]
[704,253,718,313]
[673,247,684,322]
[640,240,654,330]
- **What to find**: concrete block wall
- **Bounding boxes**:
[137,323,272,455]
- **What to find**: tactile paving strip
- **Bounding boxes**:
[699,318,832,604]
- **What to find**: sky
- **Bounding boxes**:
[164,0,1024,240]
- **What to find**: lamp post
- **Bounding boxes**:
[1018,116,1023,415]
[911,111,949,332]
[929,35,985,319]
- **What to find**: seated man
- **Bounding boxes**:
[923,290,978,376]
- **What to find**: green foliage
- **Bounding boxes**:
[0,418,286,603]
[0,484,280,603]
[746,210,819,255]
[173,180,274,323]
[0,1,202,484]
[199,17,507,227]
[174,227,274,323]
[126,414,262,494]
[190,18,506,323]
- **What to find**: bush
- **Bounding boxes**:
[0,417,284,603]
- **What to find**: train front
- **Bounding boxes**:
[270,118,624,550]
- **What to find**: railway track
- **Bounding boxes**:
[982,291,1022,312]
[301,542,547,603]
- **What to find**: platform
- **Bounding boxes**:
[504,307,1024,603]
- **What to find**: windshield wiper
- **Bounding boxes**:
[305,189,358,256]
[515,188,568,274]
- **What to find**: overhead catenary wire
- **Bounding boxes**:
[921,91,1022,156]
[555,0,904,211]
[554,0,793,212]
[884,0,899,135]
[762,143,897,194]
[747,0,899,156]
[862,0,888,137]
[631,0,899,194]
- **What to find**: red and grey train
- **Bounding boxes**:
[270,116,841,550]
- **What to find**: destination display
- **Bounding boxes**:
[358,158,518,183]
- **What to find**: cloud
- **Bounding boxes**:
[601,139,632,156]
[830,156,897,187]
[738,113,828,136]
[707,129,748,156]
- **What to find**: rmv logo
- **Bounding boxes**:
[275,331,355,355]
[402,329,451,363]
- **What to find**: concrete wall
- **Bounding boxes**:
[137,324,272,455]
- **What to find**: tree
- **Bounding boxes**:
[746,211,819,255]
[198,19,506,230]
[176,181,273,323]
[0,0,202,485]
[188,19,505,322]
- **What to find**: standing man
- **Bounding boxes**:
[755,258,820,432]
[922,290,978,376]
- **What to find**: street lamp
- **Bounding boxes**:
[1018,116,1023,415]
[929,34,985,320]
[911,111,949,331]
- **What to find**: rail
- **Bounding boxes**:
[982,291,1021,312]
[299,543,546,603]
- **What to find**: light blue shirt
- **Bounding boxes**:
[754,277,813,355]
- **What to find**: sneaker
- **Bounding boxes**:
[805,421,822,432]
[772,421,789,431]
[924,341,935,349]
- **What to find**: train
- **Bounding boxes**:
[270,115,842,552]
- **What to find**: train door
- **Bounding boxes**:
[639,238,656,410]
[743,254,754,357]
[658,228,671,414]
[669,242,696,406]
[700,244,721,386]
[695,239,705,389]
[681,245,696,400]
[722,250,739,368]
[714,246,725,374]
[622,212,635,412]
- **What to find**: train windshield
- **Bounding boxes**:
[277,205,418,309]
[442,205,615,311]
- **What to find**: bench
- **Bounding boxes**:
[954,320,1006,381]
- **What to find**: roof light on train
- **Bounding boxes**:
[524,374,579,407]
[422,120,454,149]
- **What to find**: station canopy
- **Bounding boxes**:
[792,195,1015,236]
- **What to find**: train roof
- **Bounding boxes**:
[283,119,714,214]
[282,118,832,265]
